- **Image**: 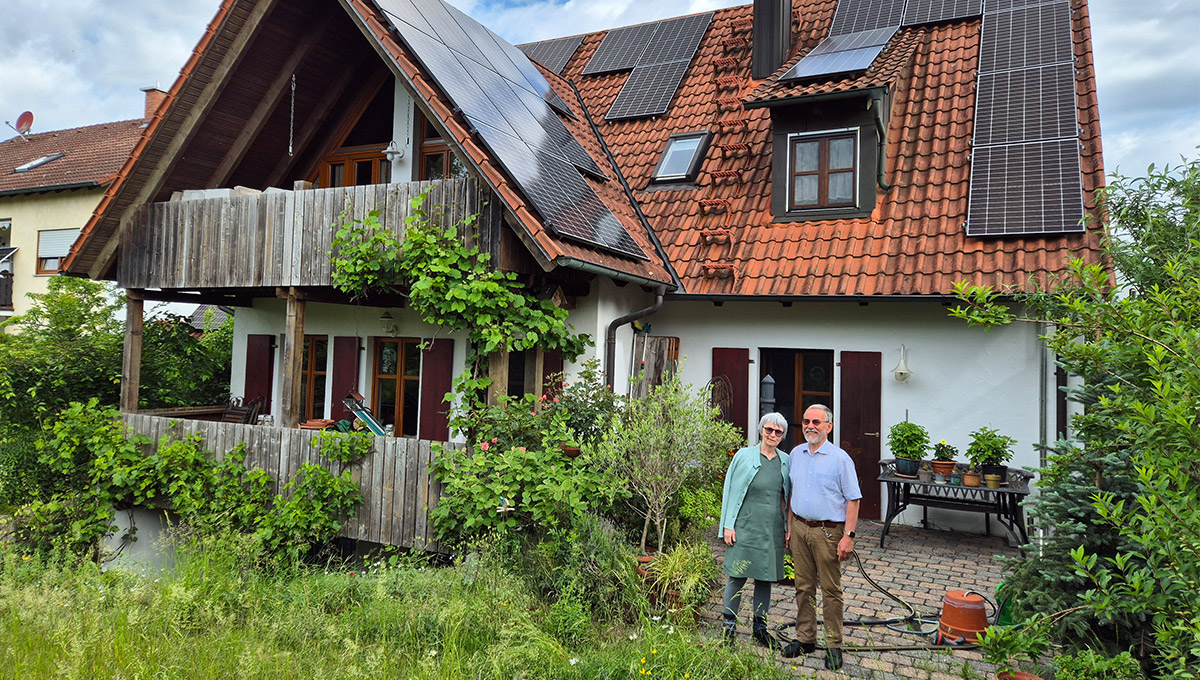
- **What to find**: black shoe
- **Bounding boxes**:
[781,640,816,658]
[752,628,780,651]
[824,648,843,670]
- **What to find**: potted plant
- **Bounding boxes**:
[967,426,1017,484]
[887,420,930,476]
[642,540,721,617]
[979,615,1051,679]
[963,466,981,487]
[917,461,933,483]
[931,439,958,476]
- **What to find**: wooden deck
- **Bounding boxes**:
[116,177,501,290]
[124,414,450,553]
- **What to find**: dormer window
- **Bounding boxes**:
[14,153,65,173]
[652,131,711,183]
[788,130,857,210]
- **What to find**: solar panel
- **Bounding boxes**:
[582,22,659,74]
[372,0,647,259]
[901,0,982,26]
[517,36,584,74]
[638,13,713,65]
[966,140,1084,235]
[973,63,1077,146]
[829,0,906,35]
[605,60,691,120]
[984,0,1063,12]
[979,2,1073,72]
[778,26,897,80]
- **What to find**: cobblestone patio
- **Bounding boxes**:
[700,520,1020,679]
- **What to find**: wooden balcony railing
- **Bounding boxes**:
[124,413,450,552]
[117,178,501,290]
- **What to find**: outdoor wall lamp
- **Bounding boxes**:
[383,140,405,162]
[379,311,398,336]
[892,344,913,383]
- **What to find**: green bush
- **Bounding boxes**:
[887,420,930,460]
[1055,650,1145,680]
[0,425,53,506]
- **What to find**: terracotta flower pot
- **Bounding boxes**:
[963,471,981,487]
[931,460,956,475]
[996,672,1044,680]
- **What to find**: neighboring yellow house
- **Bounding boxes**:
[0,90,160,328]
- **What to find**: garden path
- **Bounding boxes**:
[701,521,1020,679]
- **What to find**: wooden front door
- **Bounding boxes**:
[839,351,882,519]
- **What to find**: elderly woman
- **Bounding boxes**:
[719,412,791,648]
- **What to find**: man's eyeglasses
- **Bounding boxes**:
[763,427,784,436]
[802,419,826,426]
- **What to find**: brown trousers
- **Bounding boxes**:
[789,514,845,647]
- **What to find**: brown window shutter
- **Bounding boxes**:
[712,347,749,439]
[245,334,275,415]
[418,338,454,441]
[330,336,361,422]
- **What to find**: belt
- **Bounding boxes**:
[792,513,840,529]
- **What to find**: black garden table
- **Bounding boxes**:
[877,460,1034,553]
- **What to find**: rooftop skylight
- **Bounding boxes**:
[14,153,65,173]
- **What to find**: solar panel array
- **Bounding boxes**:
[372,0,648,259]
[781,0,904,81]
[901,0,983,26]
[517,35,584,74]
[967,0,1083,235]
[579,13,713,120]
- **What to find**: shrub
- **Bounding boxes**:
[966,426,1017,467]
[887,421,930,460]
[1055,650,1145,680]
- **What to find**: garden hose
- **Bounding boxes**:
[770,549,987,651]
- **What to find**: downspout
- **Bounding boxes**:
[605,285,666,389]
[1036,320,1049,557]
[869,91,892,191]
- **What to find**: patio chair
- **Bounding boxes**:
[221,395,264,424]
[340,391,388,436]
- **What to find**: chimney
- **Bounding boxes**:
[140,86,168,122]
[752,0,792,79]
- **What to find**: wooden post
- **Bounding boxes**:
[120,290,145,413]
[487,351,508,406]
[279,286,306,428]
[530,348,545,399]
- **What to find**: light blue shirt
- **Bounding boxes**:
[788,439,862,522]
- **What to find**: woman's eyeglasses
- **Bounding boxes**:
[763,427,784,436]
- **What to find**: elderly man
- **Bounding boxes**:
[782,404,861,671]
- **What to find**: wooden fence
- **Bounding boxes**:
[123,414,450,553]
[117,177,501,290]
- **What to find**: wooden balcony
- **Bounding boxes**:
[117,178,501,291]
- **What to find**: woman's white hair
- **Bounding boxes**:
[757,412,788,436]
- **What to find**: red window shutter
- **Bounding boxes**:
[330,336,361,422]
[418,338,454,441]
[244,334,275,415]
[712,347,749,439]
[541,349,563,396]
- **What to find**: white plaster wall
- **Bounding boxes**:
[102,507,177,576]
[390,81,416,182]
[231,299,467,431]
[568,295,1052,538]
[564,278,659,393]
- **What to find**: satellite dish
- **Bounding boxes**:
[15,111,33,135]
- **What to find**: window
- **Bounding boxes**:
[372,338,422,437]
[36,228,80,275]
[0,219,10,248]
[651,131,711,183]
[318,148,390,187]
[300,336,328,421]
[788,131,857,210]
[15,153,65,173]
[418,116,469,180]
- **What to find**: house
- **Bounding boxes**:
[64,0,1104,533]
[0,92,160,325]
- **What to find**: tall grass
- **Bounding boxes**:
[0,534,798,679]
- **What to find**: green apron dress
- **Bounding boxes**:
[723,452,786,581]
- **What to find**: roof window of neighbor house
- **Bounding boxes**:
[788,130,858,210]
[14,153,65,173]
[652,131,711,183]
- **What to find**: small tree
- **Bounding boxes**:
[593,375,742,552]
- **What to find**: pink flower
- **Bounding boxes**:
[491,438,498,443]
[553,398,559,403]
[481,442,489,451]
[518,447,526,451]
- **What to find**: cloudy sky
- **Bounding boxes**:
[2,0,1197,176]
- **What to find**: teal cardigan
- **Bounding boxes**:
[719,445,791,534]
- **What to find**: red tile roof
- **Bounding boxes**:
[564,0,1105,297]
[0,120,144,196]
